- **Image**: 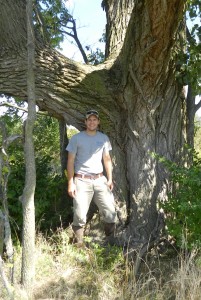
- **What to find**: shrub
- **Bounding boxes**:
[156,149,201,249]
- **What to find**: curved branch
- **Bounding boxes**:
[70,18,89,64]
[0,102,48,115]
[0,0,115,130]
[63,18,89,64]
[0,255,14,300]
[0,46,114,128]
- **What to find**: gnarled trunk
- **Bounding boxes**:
[0,0,186,247]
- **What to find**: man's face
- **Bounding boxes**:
[85,115,100,131]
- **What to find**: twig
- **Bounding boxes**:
[0,255,14,300]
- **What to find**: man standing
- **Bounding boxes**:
[66,110,116,245]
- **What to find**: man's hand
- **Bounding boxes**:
[68,182,76,198]
[103,152,113,191]
[107,179,114,191]
[67,152,76,198]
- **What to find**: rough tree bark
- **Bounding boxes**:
[20,0,36,294]
[59,119,73,222]
[0,0,186,250]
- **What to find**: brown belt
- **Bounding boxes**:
[74,173,103,180]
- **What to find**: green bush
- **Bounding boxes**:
[155,149,201,249]
[0,113,72,238]
[7,154,67,234]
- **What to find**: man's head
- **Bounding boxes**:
[85,110,99,120]
[85,110,100,132]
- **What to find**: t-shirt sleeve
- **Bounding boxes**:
[103,135,112,153]
[66,135,78,154]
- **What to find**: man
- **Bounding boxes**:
[66,109,116,245]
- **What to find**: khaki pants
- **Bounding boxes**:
[73,176,116,227]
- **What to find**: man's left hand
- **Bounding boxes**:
[107,180,114,191]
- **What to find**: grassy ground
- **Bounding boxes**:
[1,226,201,300]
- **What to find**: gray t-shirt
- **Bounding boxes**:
[66,131,112,174]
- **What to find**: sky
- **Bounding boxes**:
[59,0,106,62]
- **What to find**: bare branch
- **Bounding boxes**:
[0,254,14,300]
[0,102,48,116]
[58,17,89,64]
[0,102,28,112]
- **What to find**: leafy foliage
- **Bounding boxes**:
[85,46,105,65]
[33,115,60,168]
[194,115,201,156]
[155,149,201,249]
[34,0,71,47]
[0,113,71,238]
[34,0,106,64]
[175,1,201,94]
[85,32,106,65]
[67,126,79,139]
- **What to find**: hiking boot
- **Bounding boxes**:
[72,225,84,246]
[104,223,116,245]
[104,222,115,237]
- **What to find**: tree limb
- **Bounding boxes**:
[0,255,14,300]
[0,102,48,116]
[60,18,89,64]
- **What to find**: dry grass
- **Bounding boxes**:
[1,229,201,300]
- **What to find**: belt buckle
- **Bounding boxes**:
[88,174,96,180]
[94,174,100,179]
[81,173,101,180]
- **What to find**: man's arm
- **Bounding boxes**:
[103,152,114,191]
[67,152,76,198]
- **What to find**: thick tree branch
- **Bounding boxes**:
[0,0,27,51]
[117,0,185,111]
[104,0,134,58]
[0,47,115,129]
[0,0,116,131]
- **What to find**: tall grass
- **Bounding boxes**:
[0,229,201,299]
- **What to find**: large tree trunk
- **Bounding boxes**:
[0,0,186,247]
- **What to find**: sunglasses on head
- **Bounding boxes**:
[86,110,99,119]
[86,110,99,115]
